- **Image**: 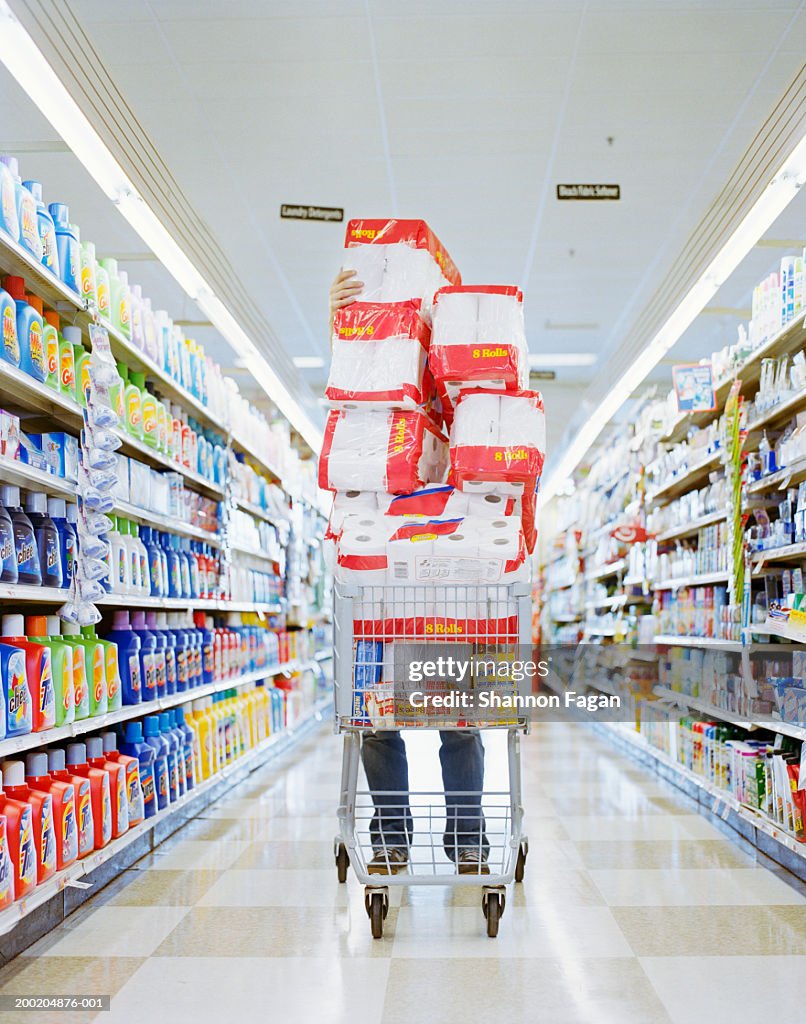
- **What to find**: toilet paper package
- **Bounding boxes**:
[326,490,379,541]
[450,389,546,488]
[335,518,388,584]
[381,484,519,520]
[430,285,527,390]
[326,300,431,408]
[319,408,448,493]
[343,219,461,314]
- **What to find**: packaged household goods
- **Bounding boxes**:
[450,389,546,487]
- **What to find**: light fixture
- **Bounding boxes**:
[529,352,597,367]
[0,0,323,454]
[293,356,326,369]
[539,130,806,505]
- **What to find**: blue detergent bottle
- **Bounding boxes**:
[168,612,190,693]
[22,181,59,277]
[0,156,20,242]
[0,157,40,260]
[140,527,164,598]
[0,640,31,737]
[24,492,63,589]
[0,281,20,367]
[48,203,80,293]
[184,613,201,688]
[177,538,192,599]
[104,611,142,705]
[0,496,18,584]
[155,612,177,695]
[145,612,167,699]
[119,721,157,819]
[194,612,215,686]
[2,276,44,380]
[161,532,181,598]
[0,486,40,585]
[173,707,195,791]
[167,710,188,796]
[143,715,170,810]
[159,711,182,801]
[48,499,77,587]
[131,610,158,703]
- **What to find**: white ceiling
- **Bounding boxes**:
[2,0,806,456]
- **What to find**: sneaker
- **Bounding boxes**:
[367,847,409,875]
[456,849,490,875]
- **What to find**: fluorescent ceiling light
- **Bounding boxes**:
[539,130,806,505]
[293,356,325,369]
[529,352,597,367]
[0,0,323,454]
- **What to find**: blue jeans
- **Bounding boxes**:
[361,730,489,861]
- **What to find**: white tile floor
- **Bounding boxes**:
[2,723,806,1024]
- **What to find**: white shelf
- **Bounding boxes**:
[113,499,222,547]
[0,663,303,758]
[655,510,727,543]
[95,593,283,614]
[0,694,332,937]
[648,451,722,506]
[0,583,70,603]
[745,620,806,644]
[235,497,288,527]
[750,542,806,565]
[746,456,806,495]
[230,541,278,565]
[584,559,625,582]
[654,634,739,648]
[0,358,83,429]
[553,613,582,623]
[0,456,76,498]
[654,570,729,589]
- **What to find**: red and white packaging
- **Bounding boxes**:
[430,286,528,391]
[336,514,388,584]
[381,484,518,520]
[343,219,461,315]
[326,300,430,408]
[325,490,379,542]
[450,389,546,489]
[319,408,448,494]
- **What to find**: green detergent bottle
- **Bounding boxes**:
[82,624,122,712]
[59,622,89,720]
[126,371,145,440]
[27,615,74,728]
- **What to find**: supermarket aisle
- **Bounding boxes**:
[3,724,806,1024]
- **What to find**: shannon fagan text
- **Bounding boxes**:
[406,657,551,684]
[406,691,622,711]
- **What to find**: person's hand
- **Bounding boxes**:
[330,268,363,319]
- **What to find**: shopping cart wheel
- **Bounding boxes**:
[515,838,528,883]
[482,887,505,938]
[335,842,349,883]
[365,887,389,939]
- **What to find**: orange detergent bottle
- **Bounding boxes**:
[48,748,93,858]
[65,742,111,850]
[25,751,77,871]
[0,759,55,884]
[0,765,36,899]
[0,815,13,908]
[85,736,128,839]
[100,732,144,827]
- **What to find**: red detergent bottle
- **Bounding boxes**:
[85,736,128,839]
[48,748,93,859]
[25,751,77,871]
[0,765,36,899]
[1,614,54,732]
[0,759,55,884]
[100,731,144,826]
[65,742,111,850]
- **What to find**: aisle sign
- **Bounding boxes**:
[280,204,344,222]
[556,184,620,201]
[672,362,716,413]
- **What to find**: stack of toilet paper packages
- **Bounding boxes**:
[326,300,430,408]
[343,219,461,316]
[450,389,546,488]
[429,285,529,422]
[318,407,448,494]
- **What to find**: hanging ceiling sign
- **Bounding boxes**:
[556,184,621,201]
[280,204,344,222]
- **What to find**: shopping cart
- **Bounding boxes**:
[333,582,532,937]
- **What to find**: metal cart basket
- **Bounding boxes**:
[333,581,532,937]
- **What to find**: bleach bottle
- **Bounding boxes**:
[0,766,36,899]
[2,615,54,733]
[48,748,93,859]
[27,616,74,728]
[48,203,80,293]
[0,759,55,884]
[0,280,19,367]
[22,181,59,276]
[101,732,144,826]
[2,276,45,381]
[143,716,170,810]
[65,742,111,851]
[119,722,155,819]
[105,612,142,706]
[0,155,20,242]
[1,485,40,585]
[24,492,63,589]
[25,751,77,871]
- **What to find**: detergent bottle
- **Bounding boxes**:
[118,722,155,819]
[81,624,122,713]
[48,203,80,293]
[110,362,126,425]
[193,612,216,686]
[25,751,77,871]
[26,616,73,728]
[0,279,20,367]
[168,611,190,693]
[167,710,189,795]
[48,748,93,859]
[2,276,44,381]
[73,337,91,408]
[23,293,48,383]
[0,636,29,738]
[75,625,108,718]
[58,622,89,721]
[104,611,142,705]
[95,258,110,320]
[145,613,167,698]
[62,326,83,404]
[1,486,40,585]
[85,736,128,839]
[141,385,158,449]
[65,742,111,850]
[24,492,63,589]
[0,155,20,242]
[0,492,18,584]
[143,716,169,810]
[48,499,77,588]
[124,371,143,439]
[0,817,12,908]
[173,707,196,791]
[117,270,133,340]
[155,612,177,695]
[159,712,182,802]
[58,325,76,399]
[140,528,164,598]
[131,610,158,702]
[79,241,97,304]
[0,766,36,899]
[186,700,207,781]
[100,732,144,826]
[22,180,58,276]
[1,616,52,733]
[42,311,60,390]
[0,158,40,260]
[0,760,55,884]
[163,533,181,599]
